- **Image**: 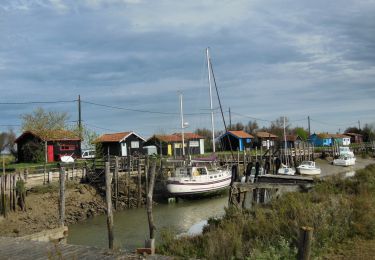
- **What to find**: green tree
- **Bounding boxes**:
[195,128,213,153]
[21,107,69,134]
[293,127,309,141]
[0,129,16,156]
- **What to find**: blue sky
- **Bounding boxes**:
[0,0,374,138]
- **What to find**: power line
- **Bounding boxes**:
[0,100,76,105]
[230,111,272,122]
[81,100,212,116]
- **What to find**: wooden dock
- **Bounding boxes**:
[0,237,171,260]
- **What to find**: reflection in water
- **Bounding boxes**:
[68,196,228,250]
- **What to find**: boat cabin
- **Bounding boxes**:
[174,166,208,177]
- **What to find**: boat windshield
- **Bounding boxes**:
[175,167,192,177]
[302,161,314,166]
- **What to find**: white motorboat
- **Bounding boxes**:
[166,48,232,197]
[333,154,356,166]
[167,165,232,196]
[297,161,321,176]
[278,163,296,175]
[60,155,74,163]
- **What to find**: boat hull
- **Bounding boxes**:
[298,168,321,176]
[333,158,356,166]
[167,176,231,197]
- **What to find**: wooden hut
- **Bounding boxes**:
[15,130,81,163]
[218,130,253,151]
[95,131,146,157]
[254,131,278,148]
[345,133,363,144]
[144,133,205,156]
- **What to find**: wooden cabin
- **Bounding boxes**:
[310,133,333,146]
[280,134,303,148]
[331,134,351,146]
[345,133,363,144]
[95,131,145,157]
[254,131,278,148]
[218,130,254,151]
[15,130,81,163]
[144,133,205,156]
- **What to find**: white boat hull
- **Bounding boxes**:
[298,168,321,176]
[333,158,356,166]
[167,171,232,196]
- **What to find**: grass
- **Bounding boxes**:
[157,164,375,259]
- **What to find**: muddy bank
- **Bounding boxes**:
[0,176,147,237]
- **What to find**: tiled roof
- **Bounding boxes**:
[317,133,333,139]
[255,131,278,138]
[345,132,363,137]
[96,132,131,142]
[16,130,80,143]
[226,130,254,139]
[285,135,298,142]
[150,133,205,143]
[331,134,350,139]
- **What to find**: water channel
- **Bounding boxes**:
[68,195,228,250]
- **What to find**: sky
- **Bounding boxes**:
[0,0,374,138]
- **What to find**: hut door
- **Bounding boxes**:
[47,145,54,162]
[121,143,127,156]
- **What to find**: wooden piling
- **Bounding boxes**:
[145,160,156,254]
[105,162,114,250]
[114,157,119,210]
[12,175,16,211]
[59,167,66,227]
[297,226,313,260]
[137,159,142,208]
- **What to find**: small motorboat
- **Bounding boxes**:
[297,161,321,176]
[278,163,296,175]
[333,154,356,167]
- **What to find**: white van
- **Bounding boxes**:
[82,150,95,159]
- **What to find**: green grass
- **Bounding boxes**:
[158,164,375,259]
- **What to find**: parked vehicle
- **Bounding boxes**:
[81,149,95,159]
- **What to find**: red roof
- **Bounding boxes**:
[150,132,204,143]
[227,130,254,139]
[96,131,145,143]
[16,130,80,143]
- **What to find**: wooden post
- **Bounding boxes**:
[137,159,142,208]
[297,226,313,260]
[127,153,131,208]
[145,157,149,197]
[9,174,13,212]
[114,157,119,210]
[59,167,66,227]
[12,175,16,211]
[105,162,114,249]
[145,160,156,254]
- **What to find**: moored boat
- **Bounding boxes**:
[167,165,231,196]
[333,154,356,166]
[297,161,321,176]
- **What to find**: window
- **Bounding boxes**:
[131,141,139,148]
[60,145,75,151]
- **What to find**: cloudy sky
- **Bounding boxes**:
[0,0,374,138]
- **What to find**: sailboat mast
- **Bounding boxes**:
[283,116,288,164]
[206,48,216,153]
[179,92,185,157]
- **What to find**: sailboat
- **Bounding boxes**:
[277,116,296,175]
[166,48,232,197]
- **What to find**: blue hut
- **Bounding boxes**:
[309,133,333,146]
[219,130,254,151]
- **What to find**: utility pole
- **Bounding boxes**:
[358,120,361,130]
[78,95,82,139]
[179,92,185,157]
[229,107,232,130]
[308,116,311,139]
